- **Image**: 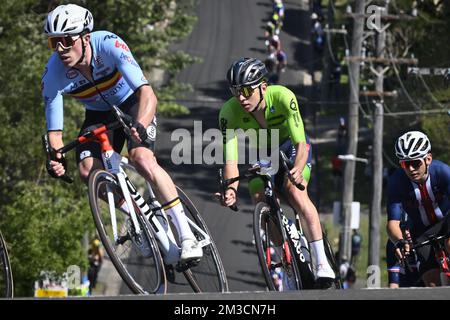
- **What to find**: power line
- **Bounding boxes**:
[387,47,422,111]
[417,72,446,110]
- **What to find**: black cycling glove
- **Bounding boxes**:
[46,152,67,179]
[132,121,148,142]
[394,239,408,250]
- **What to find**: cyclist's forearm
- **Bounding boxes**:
[224,161,239,190]
[387,219,404,243]
[48,130,64,150]
[136,85,157,127]
[293,141,308,171]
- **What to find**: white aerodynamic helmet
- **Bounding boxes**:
[395,131,431,160]
[44,4,93,36]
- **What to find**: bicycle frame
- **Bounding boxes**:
[57,122,212,266]
[120,158,213,260]
[411,233,450,286]
[221,163,313,280]
[259,173,312,271]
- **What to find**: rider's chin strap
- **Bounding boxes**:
[251,85,265,113]
[75,33,87,66]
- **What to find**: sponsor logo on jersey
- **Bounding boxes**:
[66,69,79,79]
[103,34,118,41]
[79,150,92,161]
[69,82,78,91]
[289,98,297,111]
[94,55,104,68]
[220,118,228,145]
[119,53,139,68]
[115,40,129,52]
[95,67,112,78]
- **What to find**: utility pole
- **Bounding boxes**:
[368,0,389,280]
[344,1,418,285]
[339,0,365,264]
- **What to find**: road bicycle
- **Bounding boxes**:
[405,231,450,286]
[43,105,228,294]
[0,230,13,298]
[218,152,342,291]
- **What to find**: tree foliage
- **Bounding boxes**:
[0,0,198,296]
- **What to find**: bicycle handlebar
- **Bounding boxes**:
[42,134,74,184]
[217,150,305,211]
[280,150,305,191]
[218,169,238,212]
[411,232,450,250]
[42,105,132,184]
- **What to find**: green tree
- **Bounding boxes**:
[0,0,199,296]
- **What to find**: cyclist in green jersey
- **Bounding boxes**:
[216,57,335,282]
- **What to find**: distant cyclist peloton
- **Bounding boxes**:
[41,4,203,264]
[387,131,450,287]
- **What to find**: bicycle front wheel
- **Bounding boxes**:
[88,169,166,294]
[0,231,13,298]
[253,202,302,291]
[176,186,228,293]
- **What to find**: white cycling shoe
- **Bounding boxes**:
[315,263,336,280]
[180,238,203,263]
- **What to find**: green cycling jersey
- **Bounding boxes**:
[219,85,307,162]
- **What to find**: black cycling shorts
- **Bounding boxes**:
[75,93,157,164]
[415,214,450,276]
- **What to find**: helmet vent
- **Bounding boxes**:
[61,19,68,32]
[53,14,59,31]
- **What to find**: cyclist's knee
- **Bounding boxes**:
[78,158,101,183]
[129,149,159,180]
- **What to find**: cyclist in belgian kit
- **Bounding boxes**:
[387,131,450,286]
[42,4,202,263]
[216,58,335,284]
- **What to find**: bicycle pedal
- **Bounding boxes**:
[175,258,201,272]
[116,234,131,245]
[314,277,335,289]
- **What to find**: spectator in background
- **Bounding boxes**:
[266,34,281,53]
[276,49,287,74]
[87,237,104,295]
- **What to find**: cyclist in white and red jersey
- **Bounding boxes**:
[41,4,202,263]
[387,131,450,286]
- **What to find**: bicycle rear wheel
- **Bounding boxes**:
[253,202,302,291]
[175,186,228,293]
[0,231,13,298]
[88,169,166,294]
